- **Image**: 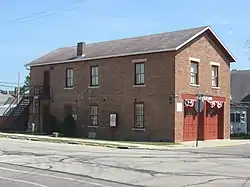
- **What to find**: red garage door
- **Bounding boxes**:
[183,107,197,141]
[204,105,219,140]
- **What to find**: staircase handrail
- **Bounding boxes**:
[2,86,29,116]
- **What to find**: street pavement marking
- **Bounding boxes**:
[0,166,112,187]
[0,158,34,163]
[0,175,48,187]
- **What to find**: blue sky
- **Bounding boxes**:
[0,0,249,89]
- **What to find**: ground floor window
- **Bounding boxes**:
[134,102,144,128]
[230,113,241,123]
[90,105,98,126]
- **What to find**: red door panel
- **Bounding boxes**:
[205,107,218,140]
[183,107,197,141]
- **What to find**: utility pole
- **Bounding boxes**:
[17,72,20,103]
[195,94,204,147]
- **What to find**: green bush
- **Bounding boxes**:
[43,114,57,135]
[62,115,76,137]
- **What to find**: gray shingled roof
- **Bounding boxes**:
[26,26,210,66]
[231,70,250,102]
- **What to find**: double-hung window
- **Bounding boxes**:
[90,105,98,126]
[66,68,74,88]
[135,63,145,85]
[212,65,219,87]
[134,102,144,128]
[190,61,198,85]
[90,66,99,86]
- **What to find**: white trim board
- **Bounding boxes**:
[189,57,201,62]
[210,61,220,66]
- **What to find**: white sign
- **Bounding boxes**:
[110,113,117,127]
[176,103,183,112]
[72,114,77,121]
[202,96,212,101]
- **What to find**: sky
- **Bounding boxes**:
[0,0,249,89]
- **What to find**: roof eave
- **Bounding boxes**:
[25,48,177,67]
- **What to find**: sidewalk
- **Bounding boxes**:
[182,139,250,148]
[0,132,250,150]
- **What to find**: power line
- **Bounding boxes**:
[6,11,48,24]
[0,81,24,86]
[0,85,17,88]
[4,0,86,25]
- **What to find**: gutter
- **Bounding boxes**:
[25,48,177,68]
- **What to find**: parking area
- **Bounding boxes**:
[0,139,250,187]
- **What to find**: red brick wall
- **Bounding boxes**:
[30,52,176,141]
[174,31,231,142]
[30,31,231,142]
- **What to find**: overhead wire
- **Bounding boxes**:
[0,85,18,88]
[0,81,23,86]
[3,0,86,25]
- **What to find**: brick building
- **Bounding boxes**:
[25,26,236,142]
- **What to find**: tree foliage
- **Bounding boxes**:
[20,75,30,94]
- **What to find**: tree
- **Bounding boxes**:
[20,75,30,95]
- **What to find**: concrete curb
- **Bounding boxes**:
[0,134,138,149]
[0,133,186,150]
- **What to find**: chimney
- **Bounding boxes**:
[77,42,85,57]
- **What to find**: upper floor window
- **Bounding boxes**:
[211,65,219,87]
[134,102,144,129]
[90,66,99,86]
[90,105,98,126]
[66,68,73,88]
[135,62,145,85]
[190,61,199,85]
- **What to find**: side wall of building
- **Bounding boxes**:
[30,52,176,141]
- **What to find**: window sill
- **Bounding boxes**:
[88,86,99,89]
[64,87,74,90]
[212,86,220,90]
[190,84,200,87]
[132,128,146,131]
[133,84,146,88]
[88,125,98,128]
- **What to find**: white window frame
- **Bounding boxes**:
[189,57,200,86]
[134,62,145,85]
[66,68,74,88]
[90,105,98,126]
[134,102,144,129]
[210,62,220,88]
[90,66,99,87]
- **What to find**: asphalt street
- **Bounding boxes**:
[0,162,132,187]
[0,139,250,187]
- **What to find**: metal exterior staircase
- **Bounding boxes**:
[0,85,50,132]
[0,88,33,132]
[10,96,32,117]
